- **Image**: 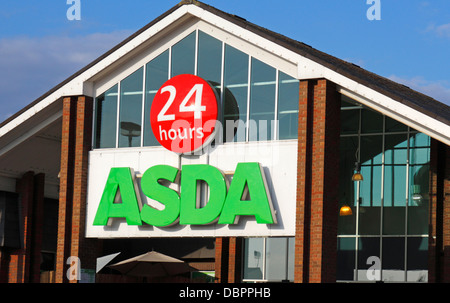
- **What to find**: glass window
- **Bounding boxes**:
[383,164,406,235]
[382,237,405,282]
[249,58,276,141]
[338,101,430,282]
[223,45,248,142]
[340,109,360,135]
[119,68,143,148]
[144,51,169,146]
[265,238,289,281]
[277,71,299,140]
[94,30,298,149]
[408,133,430,235]
[360,135,382,165]
[243,238,264,280]
[337,237,356,281]
[243,237,294,282]
[384,134,408,165]
[338,136,357,235]
[407,237,428,282]
[361,108,383,133]
[385,116,407,133]
[171,31,196,77]
[197,31,222,84]
[94,85,118,148]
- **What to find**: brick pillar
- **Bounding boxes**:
[29,173,45,282]
[295,79,340,283]
[214,237,242,283]
[227,237,242,283]
[3,171,45,283]
[55,96,76,283]
[214,238,228,283]
[429,139,450,282]
[55,95,99,283]
[9,171,34,283]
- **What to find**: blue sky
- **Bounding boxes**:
[0,0,449,121]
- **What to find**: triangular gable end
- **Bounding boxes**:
[1,0,449,147]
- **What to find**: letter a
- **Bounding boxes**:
[67,0,81,21]
[219,162,277,225]
[367,0,381,21]
[93,167,142,226]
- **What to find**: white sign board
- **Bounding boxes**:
[85,141,297,238]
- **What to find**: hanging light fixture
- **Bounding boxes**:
[352,161,363,181]
[339,204,353,216]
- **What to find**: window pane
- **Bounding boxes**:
[249,58,276,141]
[144,51,169,146]
[408,133,430,235]
[337,237,356,281]
[385,116,407,132]
[410,133,430,165]
[382,237,405,282]
[408,165,429,235]
[359,165,382,235]
[384,165,407,207]
[338,136,357,235]
[277,71,299,140]
[384,134,408,165]
[361,135,383,165]
[361,108,383,133]
[223,45,248,142]
[340,109,360,135]
[197,31,222,84]
[407,237,428,282]
[287,237,295,281]
[171,31,196,77]
[119,68,143,148]
[94,85,118,148]
[341,94,361,108]
[265,238,288,281]
[243,238,264,280]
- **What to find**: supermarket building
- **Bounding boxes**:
[0,1,449,283]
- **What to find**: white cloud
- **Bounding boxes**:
[0,30,132,121]
[389,75,450,106]
[435,23,450,38]
[424,23,450,38]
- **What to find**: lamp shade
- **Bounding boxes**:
[339,205,352,216]
[352,172,363,181]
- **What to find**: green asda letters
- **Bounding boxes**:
[93,162,277,227]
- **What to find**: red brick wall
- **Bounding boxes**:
[55,95,100,283]
[0,172,45,283]
[295,79,340,283]
[429,139,450,282]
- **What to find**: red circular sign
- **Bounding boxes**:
[150,74,219,154]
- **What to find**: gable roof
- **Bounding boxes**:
[1,0,449,145]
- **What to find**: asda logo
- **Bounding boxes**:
[93,162,277,227]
